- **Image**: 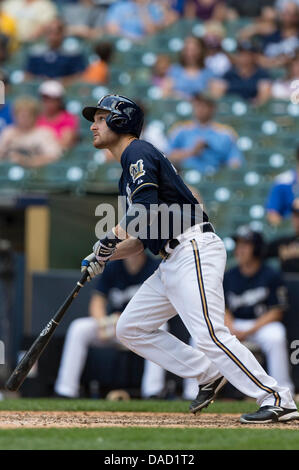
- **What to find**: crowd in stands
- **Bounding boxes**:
[1,0,299,219]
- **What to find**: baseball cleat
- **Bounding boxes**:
[240,405,299,424]
[189,376,227,414]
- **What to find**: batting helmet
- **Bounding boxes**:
[232,225,265,258]
[82,94,144,138]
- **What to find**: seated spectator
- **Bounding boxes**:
[184,0,235,21]
[266,199,299,273]
[3,0,57,43]
[105,0,178,41]
[37,80,79,151]
[62,0,106,40]
[163,36,214,98]
[203,21,231,77]
[81,41,113,84]
[210,41,271,105]
[258,2,299,68]
[25,18,86,84]
[270,52,299,100]
[151,54,172,88]
[55,252,161,398]
[167,93,244,174]
[266,146,299,226]
[239,6,278,42]
[0,70,14,135]
[0,96,62,167]
[0,0,17,52]
[226,0,274,18]
[224,225,294,392]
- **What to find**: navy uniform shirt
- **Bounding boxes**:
[119,139,208,255]
[266,234,299,274]
[94,256,160,315]
[223,264,288,320]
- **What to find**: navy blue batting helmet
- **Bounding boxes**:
[82,94,144,138]
[232,225,265,258]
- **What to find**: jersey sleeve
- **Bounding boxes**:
[266,270,288,311]
[123,150,159,205]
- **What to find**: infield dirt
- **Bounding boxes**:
[0,411,298,429]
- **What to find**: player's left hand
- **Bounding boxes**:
[93,239,116,262]
[81,253,105,281]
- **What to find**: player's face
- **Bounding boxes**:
[235,240,255,265]
[90,110,119,149]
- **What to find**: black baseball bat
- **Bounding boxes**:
[6,271,89,392]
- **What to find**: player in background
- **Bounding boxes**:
[55,252,160,398]
[80,94,298,424]
[224,226,294,393]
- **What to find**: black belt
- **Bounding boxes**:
[159,223,215,260]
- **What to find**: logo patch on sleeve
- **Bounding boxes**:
[129,159,145,183]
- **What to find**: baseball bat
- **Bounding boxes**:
[6,271,89,392]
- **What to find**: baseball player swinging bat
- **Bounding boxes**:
[6,271,89,392]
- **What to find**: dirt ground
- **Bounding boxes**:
[0,411,298,429]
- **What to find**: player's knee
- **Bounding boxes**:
[68,317,94,340]
[263,323,287,348]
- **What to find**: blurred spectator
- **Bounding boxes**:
[210,41,271,105]
[224,225,293,392]
[184,0,234,21]
[3,0,57,43]
[171,0,186,15]
[0,96,62,167]
[276,0,299,11]
[81,41,113,84]
[239,6,277,42]
[0,70,13,135]
[258,2,299,68]
[151,54,171,87]
[25,18,86,84]
[136,100,169,153]
[55,252,160,398]
[226,0,275,18]
[266,146,299,226]
[62,0,106,40]
[203,21,231,77]
[163,36,214,98]
[184,0,235,21]
[167,93,244,174]
[36,80,79,151]
[270,52,299,99]
[0,0,17,53]
[266,199,299,273]
[105,0,178,40]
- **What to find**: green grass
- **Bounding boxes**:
[0,398,261,414]
[0,427,298,450]
[0,399,298,450]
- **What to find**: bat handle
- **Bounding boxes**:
[77,270,89,287]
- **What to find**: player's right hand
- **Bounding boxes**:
[81,253,105,281]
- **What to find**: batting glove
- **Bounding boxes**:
[81,253,105,281]
[93,239,117,263]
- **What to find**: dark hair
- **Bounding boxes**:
[179,36,206,69]
[94,41,114,63]
[296,144,299,162]
[192,93,215,107]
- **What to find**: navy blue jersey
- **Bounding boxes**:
[94,256,160,314]
[119,139,208,255]
[223,264,288,320]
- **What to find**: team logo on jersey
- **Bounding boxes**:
[130,159,145,183]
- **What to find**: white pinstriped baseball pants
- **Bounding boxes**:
[116,228,295,408]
